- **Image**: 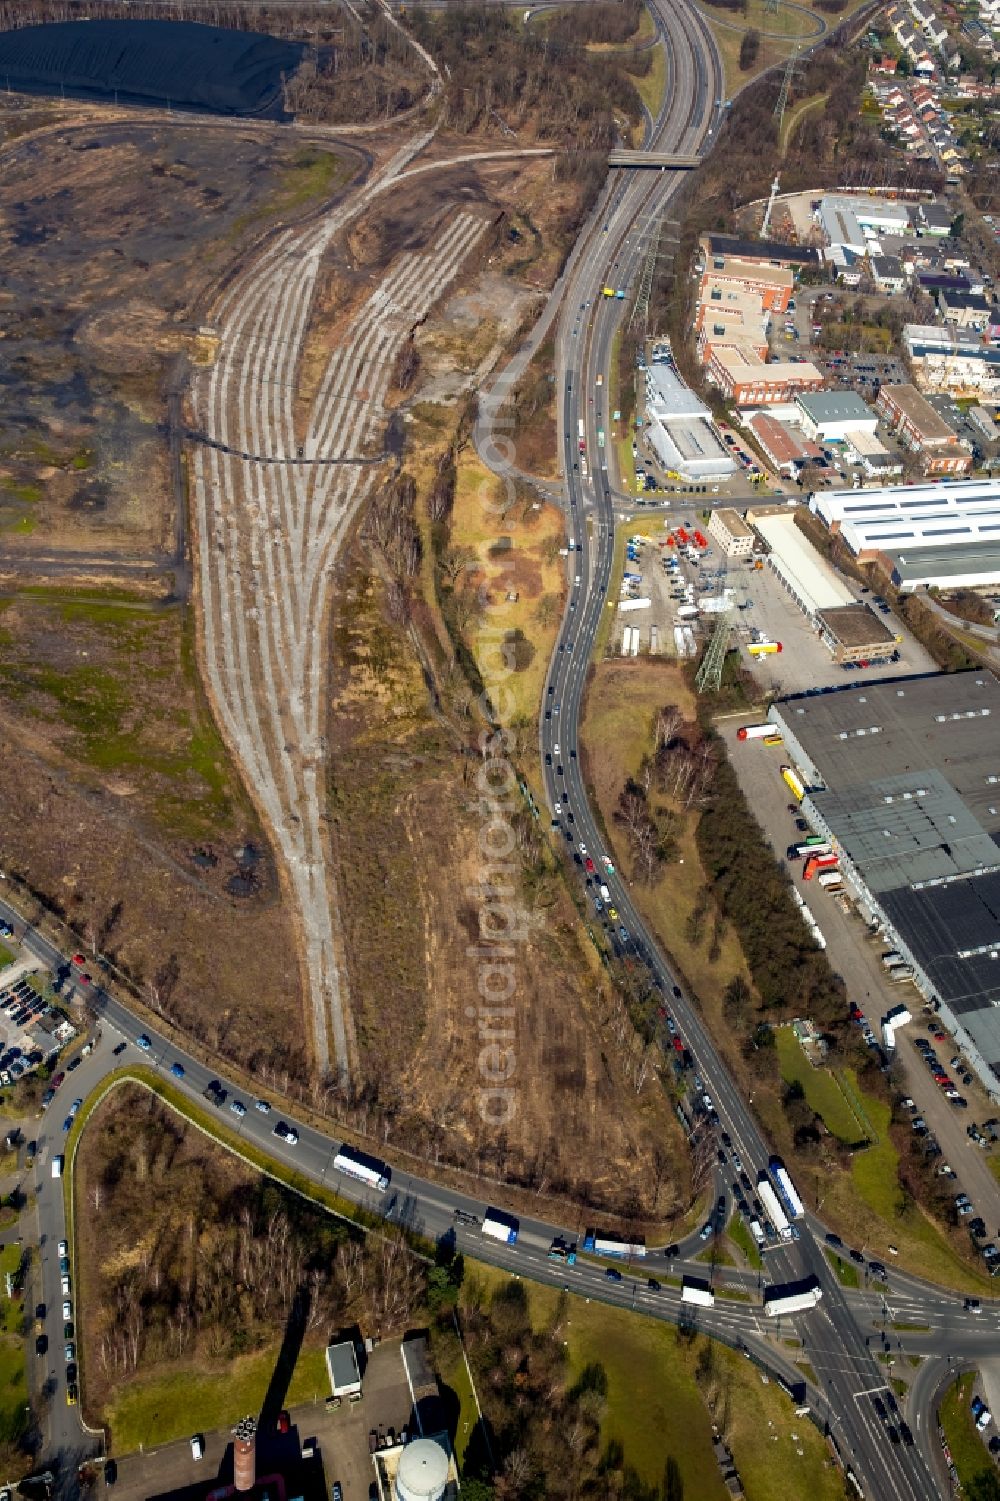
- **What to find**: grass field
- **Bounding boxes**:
[728,1213,763,1269]
[938,1372,993,1491]
[0,946,13,971]
[634,39,667,118]
[824,1249,859,1289]
[0,1248,26,1446]
[775,1029,866,1144]
[106,1345,330,1453]
[466,1261,845,1501]
[450,454,566,727]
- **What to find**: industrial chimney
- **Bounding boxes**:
[232,1415,257,1492]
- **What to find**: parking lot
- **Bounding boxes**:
[728,560,938,696]
[719,723,1000,1263]
[610,519,730,659]
[107,1339,417,1501]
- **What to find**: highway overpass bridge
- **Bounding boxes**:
[607,150,702,167]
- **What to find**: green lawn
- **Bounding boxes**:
[727,1213,763,1270]
[775,1029,866,1144]
[938,1373,993,1490]
[435,1332,480,1472]
[634,39,667,118]
[106,1344,329,1453]
[824,1249,859,1289]
[0,946,13,971]
[0,1322,27,1445]
[466,1262,845,1501]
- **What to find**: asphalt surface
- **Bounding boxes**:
[0,10,988,1501]
[528,1,969,1496]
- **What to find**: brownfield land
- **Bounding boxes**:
[74,1083,428,1448]
[0,87,690,1216]
[0,116,361,550]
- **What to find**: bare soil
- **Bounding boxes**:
[0,114,361,550]
[328,550,689,1220]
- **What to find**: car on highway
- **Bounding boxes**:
[273,1122,298,1146]
[112,1042,127,1057]
[618,926,628,943]
[608,907,618,921]
[255,1099,271,1114]
[62,1301,72,1321]
[61,1275,71,1296]
[605,1267,622,1282]
[698,1222,713,1241]
[136,1035,151,1052]
[231,1100,246,1118]
[61,1117,73,1134]
[59,1257,69,1276]
[64,1343,75,1363]
[66,1384,78,1406]
[171,1062,185,1079]
[34,1334,47,1357]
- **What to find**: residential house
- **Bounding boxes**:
[870,254,907,293]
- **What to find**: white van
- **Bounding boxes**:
[599,884,611,902]
[51,1155,63,1180]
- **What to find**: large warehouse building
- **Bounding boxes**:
[809,478,1000,590]
[772,673,1000,1098]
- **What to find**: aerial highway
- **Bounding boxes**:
[531,0,971,1497]
[0,11,983,1501]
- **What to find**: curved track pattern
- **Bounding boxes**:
[190,132,486,1080]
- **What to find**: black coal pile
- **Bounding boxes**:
[0,18,304,116]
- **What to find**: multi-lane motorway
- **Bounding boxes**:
[0,5,991,1498]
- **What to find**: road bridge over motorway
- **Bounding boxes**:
[607,149,702,167]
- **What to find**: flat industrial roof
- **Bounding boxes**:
[704,233,820,265]
[714,507,752,538]
[797,391,878,425]
[879,383,957,443]
[327,1340,361,1390]
[750,512,855,612]
[816,603,897,648]
[772,673,1000,1042]
[891,542,1000,581]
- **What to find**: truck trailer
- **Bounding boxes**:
[781,765,805,801]
[583,1230,646,1259]
[482,1208,520,1244]
[763,1276,822,1318]
[681,1276,715,1308]
[737,723,780,742]
[769,1158,804,1220]
[756,1176,792,1241]
[817,871,843,889]
[332,1144,391,1192]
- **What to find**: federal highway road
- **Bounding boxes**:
[530,0,972,1497]
[0,9,983,1501]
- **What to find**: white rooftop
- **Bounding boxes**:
[752,512,855,614]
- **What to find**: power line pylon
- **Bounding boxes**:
[631,220,662,334]
[694,609,733,695]
[773,45,799,128]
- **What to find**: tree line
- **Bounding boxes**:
[451,1276,689,1501]
[79,1089,427,1404]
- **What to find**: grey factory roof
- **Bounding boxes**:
[891,542,1000,582]
[772,672,1000,1044]
[796,391,877,425]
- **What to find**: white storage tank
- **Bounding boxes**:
[396,1439,449,1501]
